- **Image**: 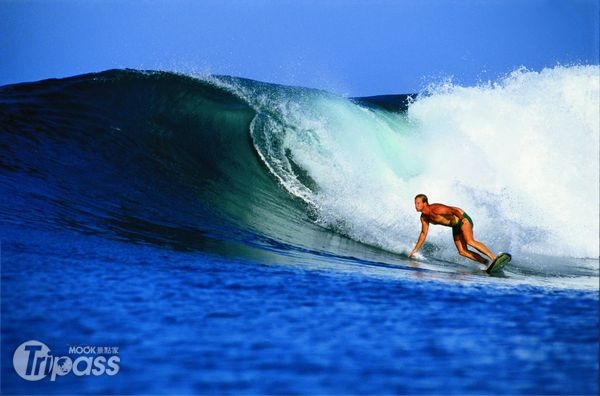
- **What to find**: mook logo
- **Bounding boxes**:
[13,340,120,381]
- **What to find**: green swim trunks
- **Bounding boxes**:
[452,213,473,236]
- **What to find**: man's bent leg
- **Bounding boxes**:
[469,240,496,261]
[453,234,488,264]
[460,222,496,261]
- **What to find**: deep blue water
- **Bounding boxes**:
[1,70,598,394]
[2,225,598,395]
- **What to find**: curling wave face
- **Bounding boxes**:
[211,66,599,261]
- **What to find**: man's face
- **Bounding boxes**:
[414,198,425,212]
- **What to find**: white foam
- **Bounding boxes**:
[406,66,599,259]
[211,66,600,260]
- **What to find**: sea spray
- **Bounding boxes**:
[407,66,599,258]
[212,66,599,259]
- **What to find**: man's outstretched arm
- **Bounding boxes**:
[409,216,429,257]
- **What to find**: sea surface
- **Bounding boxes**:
[1,66,598,394]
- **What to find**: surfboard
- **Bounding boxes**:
[486,253,512,274]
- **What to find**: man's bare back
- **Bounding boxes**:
[408,194,497,265]
[419,203,465,228]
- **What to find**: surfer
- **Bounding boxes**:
[408,194,497,264]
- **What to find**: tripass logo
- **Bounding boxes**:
[13,340,120,381]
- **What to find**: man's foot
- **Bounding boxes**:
[485,256,499,270]
[485,253,512,274]
[484,255,498,268]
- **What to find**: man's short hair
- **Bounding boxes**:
[415,194,428,204]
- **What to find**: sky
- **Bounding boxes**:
[0,0,598,96]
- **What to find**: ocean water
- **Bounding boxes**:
[1,66,598,394]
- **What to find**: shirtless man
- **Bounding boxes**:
[408,194,497,264]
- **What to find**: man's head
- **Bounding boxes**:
[414,194,428,212]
